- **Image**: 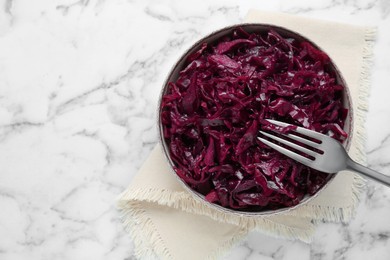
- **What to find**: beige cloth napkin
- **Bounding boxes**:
[117,10,375,260]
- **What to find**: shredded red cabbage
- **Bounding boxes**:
[161,28,348,211]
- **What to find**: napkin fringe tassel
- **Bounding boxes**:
[118,200,174,260]
[119,188,315,245]
[340,26,376,221]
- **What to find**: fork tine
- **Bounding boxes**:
[259,131,319,157]
[264,123,320,148]
[266,119,324,141]
[278,132,321,148]
[257,137,314,165]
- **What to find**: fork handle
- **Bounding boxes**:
[346,158,390,187]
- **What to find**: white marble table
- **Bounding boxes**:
[0,0,389,259]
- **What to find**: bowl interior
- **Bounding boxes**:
[158,23,353,216]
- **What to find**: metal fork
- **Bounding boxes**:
[257,119,390,187]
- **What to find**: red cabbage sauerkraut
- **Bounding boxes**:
[161,28,348,211]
